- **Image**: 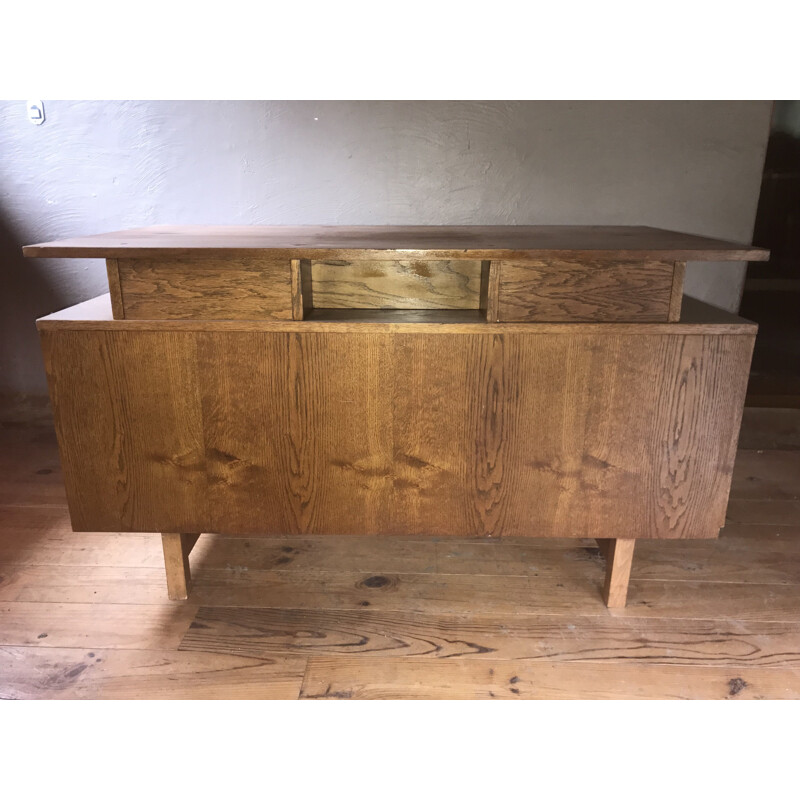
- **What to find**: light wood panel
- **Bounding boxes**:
[600,538,635,607]
[115,256,293,319]
[496,259,675,322]
[307,259,483,309]
[303,308,485,323]
[22,225,770,261]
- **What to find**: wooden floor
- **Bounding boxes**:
[2,408,800,699]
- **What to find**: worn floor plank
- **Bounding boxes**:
[0,602,197,649]
[730,450,800,500]
[299,657,800,699]
[0,646,305,699]
[180,606,800,667]
[737,407,800,450]
[726,499,800,526]
[3,522,800,585]
[719,523,800,545]
[0,427,67,507]
[0,565,174,604]
[3,560,800,621]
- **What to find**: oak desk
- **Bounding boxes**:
[26,226,769,607]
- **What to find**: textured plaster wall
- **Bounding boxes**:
[0,100,771,397]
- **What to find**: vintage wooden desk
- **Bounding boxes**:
[25,226,769,607]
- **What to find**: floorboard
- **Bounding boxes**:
[299,657,800,700]
[180,606,800,666]
[0,646,305,699]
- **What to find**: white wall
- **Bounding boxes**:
[0,100,772,398]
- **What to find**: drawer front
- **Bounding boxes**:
[495,259,679,322]
[109,256,294,320]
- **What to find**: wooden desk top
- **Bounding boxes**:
[23,225,769,261]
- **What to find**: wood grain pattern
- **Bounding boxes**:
[0,601,198,649]
[484,260,500,321]
[5,561,800,619]
[669,261,686,322]
[601,538,635,607]
[304,309,485,324]
[39,329,209,532]
[180,605,800,666]
[40,326,755,539]
[4,519,800,583]
[115,256,293,319]
[298,657,800,699]
[308,259,483,309]
[22,225,770,261]
[496,259,675,321]
[161,533,199,600]
[0,647,306,700]
[290,258,304,320]
[105,259,125,319]
[0,564,187,605]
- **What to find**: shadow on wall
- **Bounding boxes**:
[0,216,69,422]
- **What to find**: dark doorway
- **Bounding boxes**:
[740,101,800,407]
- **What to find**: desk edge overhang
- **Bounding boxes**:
[22,245,771,262]
[21,225,771,262]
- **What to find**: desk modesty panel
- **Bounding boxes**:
[39,294,754,540]
[27,226,769,607]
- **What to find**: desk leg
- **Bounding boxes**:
[596,538,636,608]
[161,533,200,600]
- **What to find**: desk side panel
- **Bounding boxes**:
[41,327,754,539]
[40,329,209,532]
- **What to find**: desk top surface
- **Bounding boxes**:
[23,225,769,261]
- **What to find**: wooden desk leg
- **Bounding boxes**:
[161,533,200,600]
[596,538,636,608]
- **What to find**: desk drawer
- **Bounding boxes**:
[107,256,294,320]
[493,259,682,322]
